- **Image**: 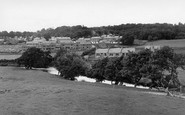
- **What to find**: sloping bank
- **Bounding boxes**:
[46,67,170,96]
[32,67,185,98]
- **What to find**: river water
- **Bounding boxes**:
[46,67,149,89]
[46,68,170,96]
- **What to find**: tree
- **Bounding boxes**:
[90,57,109,82]
[104,57,123,85]
[120,31,135,45]
[153,46,185,88]
[54,53,89,80]
[17,47,52,69]
[120,49,161,87]
[53,48,67,61]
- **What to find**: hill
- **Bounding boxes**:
[145,39,185,47]
[0,66,185,115]
[141,39,185,54]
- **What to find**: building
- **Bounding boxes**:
[56,37,74,44]
[22,37,60,52]
[76,38,92,51]
[121,48,135,56]
[108,48,122,57]
[95,47,135,59]
[0,39,4,45]
[95,46,160,59]
[95,48,109,58]
[135,45,161,52]
[144,45,161,51]
[102,35,121,44]
[91,37,102,44]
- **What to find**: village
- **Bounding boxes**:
[0,35,161,62]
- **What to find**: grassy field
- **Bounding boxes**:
[0,67,185,115]
[145,39,185,48]
[139,39,185,54]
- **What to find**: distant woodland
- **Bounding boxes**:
[1,23,185,43]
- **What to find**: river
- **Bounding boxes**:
[46,67,149,89]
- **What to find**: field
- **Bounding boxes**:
[145,39,185,47]
[0,54,21,60]
[0,67,185,115]
[134,39,185,54]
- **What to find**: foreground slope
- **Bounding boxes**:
[0,67,185,115]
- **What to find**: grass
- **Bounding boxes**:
[0,67,185,115]
[135,39,185,54]
[145,39,185,47]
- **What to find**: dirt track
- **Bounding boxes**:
[0,67,185,115]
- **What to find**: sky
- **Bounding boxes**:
[0,0,185,32]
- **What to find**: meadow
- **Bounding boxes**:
[0,66,185,115]
[144,39,185,54]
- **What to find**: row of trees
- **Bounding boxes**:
[32,23,185,43]
[0,31,34,38]
[16,48,90,80]
[1,23,185,43]
[16,46,185,90]
[89,47,185,89]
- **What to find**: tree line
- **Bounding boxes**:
[16,46,185,90]
[88,47,185,89]
[1,23,185,43]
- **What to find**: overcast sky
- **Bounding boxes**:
[0,0,185,32]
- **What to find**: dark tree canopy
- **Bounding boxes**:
[54,51,90,80]
[17,47,53,69]
[1,23,185,42]
[86,47,185,89]
[120,31,135,45]
[90,57,109,82]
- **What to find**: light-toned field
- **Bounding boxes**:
[0,67,185,115]
[145,39,185,48]
[142,39,185,54]
[0,54,21,60]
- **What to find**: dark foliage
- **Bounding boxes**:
[0,59,17,66]
[17,47,53,69]
[54,51,90,80]
[90,57,109,82]
[81,48,96,56]
[87,47,185,89]
[1,23,185,42]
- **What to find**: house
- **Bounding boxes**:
[75,38,92,51]
[56,37,74,44]
[23,38,60,52]
[102,35,121,44]
[121,48,135,56]
[95,47,135,59]
[108,48,122,57]
[95,48,109,58]
[4,37,19,45]
[60,42,76,51]
[135,45,161,52]
[144,45,161,51]
[95,47,137,59]
[91,37,102,44]
[0,39,4,45]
